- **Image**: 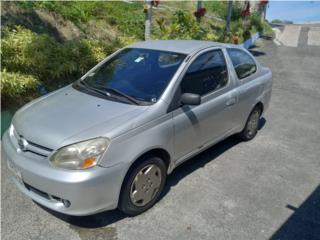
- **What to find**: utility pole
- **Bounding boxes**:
[226,0,233,32]
[144,0,152,40]
[196,0,203,23]
[262,2,268,20]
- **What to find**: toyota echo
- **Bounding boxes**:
[2,40,272,216]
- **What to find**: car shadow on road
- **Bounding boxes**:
[162,135,241,196]
[161,118,266,198]
[35,202,127,228]
[38,118,266,229]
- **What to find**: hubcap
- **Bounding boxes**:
[247,110,260,136]
[130,164,162,207]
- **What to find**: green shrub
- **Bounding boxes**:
[249,13,264,33]
[1,69,39,107]
[204,1,227,19]
[1,26,122,108]
[217,31,232,43]
[230,20,245,42]
[262,21,273,36]
[155,11,218,41]
[1,26,69,82]
[1,26,120,91]
[229,14,272,42]
[204,1,242,21]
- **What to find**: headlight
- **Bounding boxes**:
[50,138,109,170]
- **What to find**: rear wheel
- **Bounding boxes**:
[119,156,166,216]
[239,106,262,141]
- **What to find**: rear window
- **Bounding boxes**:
[227,48,257,79]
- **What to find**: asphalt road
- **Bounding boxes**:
[2,25,320,240]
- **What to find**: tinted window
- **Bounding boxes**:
[227,48,257,79]
[181,50,228,96]
[81,48,186,103]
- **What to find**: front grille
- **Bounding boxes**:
[10,125,53,157]
[27,140,53,152]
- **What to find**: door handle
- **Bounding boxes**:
[226,98,236,106]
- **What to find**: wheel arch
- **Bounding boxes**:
[130,148,171,171]
[254,101,264,114]
[118,148,171,205]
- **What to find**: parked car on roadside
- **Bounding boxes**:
[2,40,272,216]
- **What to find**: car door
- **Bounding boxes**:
[171,48,238,162]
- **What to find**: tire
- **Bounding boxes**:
[239,106,262,141]
[118,155,167,216]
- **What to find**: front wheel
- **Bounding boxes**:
[239,106,262,141]
[118,156,167,216]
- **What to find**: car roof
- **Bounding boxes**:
[128,40,237,55]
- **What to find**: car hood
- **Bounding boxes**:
[12,85,148,150]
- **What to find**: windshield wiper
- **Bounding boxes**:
[79,80,140,105]
[79,80,114,98]
[104,87,140,105]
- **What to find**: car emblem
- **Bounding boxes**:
[18,137,28,152]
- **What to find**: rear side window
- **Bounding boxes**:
[181,50,228,96]
[227,48,257,79]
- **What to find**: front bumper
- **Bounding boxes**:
[2,131,127,216]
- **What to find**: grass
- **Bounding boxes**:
[16,1,146,39]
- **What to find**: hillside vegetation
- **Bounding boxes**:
[1,1,272,109]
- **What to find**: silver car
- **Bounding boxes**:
[2,40,272,216]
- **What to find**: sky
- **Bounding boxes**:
[266,1,320,23]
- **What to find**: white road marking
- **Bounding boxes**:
[308,27,320,46]
[278,25,301,47]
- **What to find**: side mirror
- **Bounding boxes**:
[181,93,201,106]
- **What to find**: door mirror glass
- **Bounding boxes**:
[181,93,201,106]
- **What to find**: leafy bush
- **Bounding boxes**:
[249,13,264,33]
[229,14,272,42]
[1,26,120,91]
[1,70,39,107]
[1,26,124,109]
[261,20,273,36]
[204,1,242,21]
[231,2,243,21]
[204,1,227,19]
[230,20,244,36]
[155,11,218,41]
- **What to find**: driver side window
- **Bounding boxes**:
[181,50,228,96]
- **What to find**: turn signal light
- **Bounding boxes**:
[81,157,97,169]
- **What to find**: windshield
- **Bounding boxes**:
[81,48,186,103]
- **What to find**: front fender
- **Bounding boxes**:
[99,113,174,170]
